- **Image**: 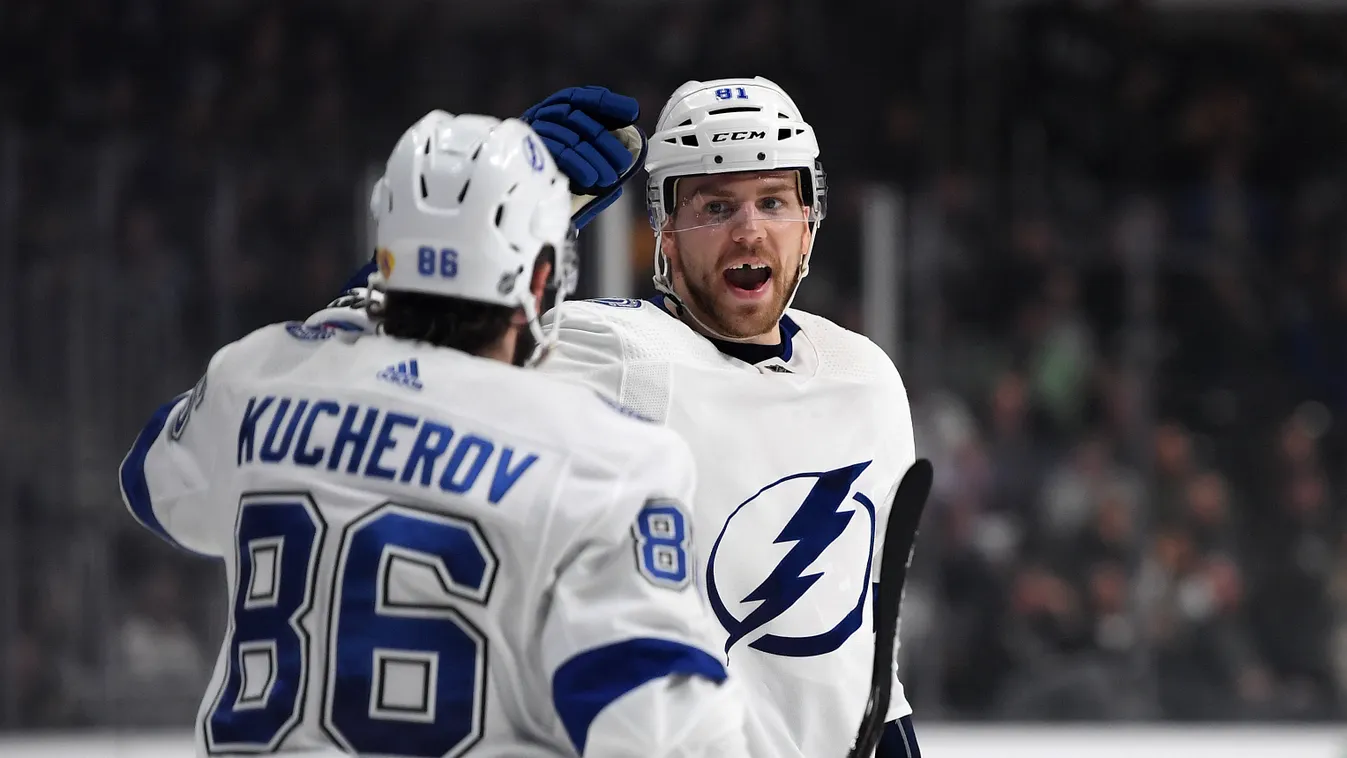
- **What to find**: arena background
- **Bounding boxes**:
[3,0,1347,753]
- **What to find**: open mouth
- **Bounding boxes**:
[723,262,772,293]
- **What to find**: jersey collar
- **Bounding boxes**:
[648,293,801,366]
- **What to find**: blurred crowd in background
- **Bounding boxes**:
[4,0,1347,729]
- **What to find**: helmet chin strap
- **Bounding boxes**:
[652,230,818,344]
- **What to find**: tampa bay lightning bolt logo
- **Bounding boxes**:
[523,135,545,173]
[589,297,643,308]
[706,461,877,658]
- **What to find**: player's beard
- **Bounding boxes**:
[677,244,801,341]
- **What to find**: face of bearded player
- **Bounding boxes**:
[661,170,813,344]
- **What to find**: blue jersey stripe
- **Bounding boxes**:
[119,395,209,556]
[780,313,801,362]
[878,716,921,758]
[552,637,727,754]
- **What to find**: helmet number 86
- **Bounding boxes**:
[417,246,458,278]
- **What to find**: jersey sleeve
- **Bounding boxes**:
[539,303,627,403]
[542,430,745,758]
[874,367,917,723]
[118,342,236,558]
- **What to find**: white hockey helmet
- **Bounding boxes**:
[645,77,827,306]
[370,110,577,362]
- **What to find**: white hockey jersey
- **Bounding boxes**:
[118,320,746,758]
[540,297,916,758]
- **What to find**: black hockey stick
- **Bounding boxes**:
[847,458,933,758]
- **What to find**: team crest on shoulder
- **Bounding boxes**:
[285,322,339,341]
[588,297,643,308]
[285,321,366,342]
[706,461,877,658]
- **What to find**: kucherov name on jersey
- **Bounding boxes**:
[234,394,538,503]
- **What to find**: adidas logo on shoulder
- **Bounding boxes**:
[377,359,423,391]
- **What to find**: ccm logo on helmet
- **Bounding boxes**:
[711,130,767,143]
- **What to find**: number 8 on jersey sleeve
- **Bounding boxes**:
[632,500,691,590]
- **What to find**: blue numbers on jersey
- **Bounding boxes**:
[417,246,458,278]
[325,505,496,757]
[169,373,208,441]
[632,500,691,589]
[207,495,326,753]
[206,495,496,757]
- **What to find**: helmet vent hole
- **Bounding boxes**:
[387,191,394,213]
[422,136,432,155]
[471,143,483,161]
[494,204,505,227]
[419,175,429,199]
[778,128,792,141]
[506,182,519,196]
[680,135,699,147]
[678,119,692,127]
[707,106,760,116]
[457,180,471,203]
[778,112,790,119]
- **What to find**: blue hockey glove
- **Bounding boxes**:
[522,86,647,230]
[339,259,380,294]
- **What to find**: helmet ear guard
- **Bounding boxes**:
[810,159,828,221]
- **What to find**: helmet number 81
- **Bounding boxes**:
[715,87,749,101]
[417,246,458,278]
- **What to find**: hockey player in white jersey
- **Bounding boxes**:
[531,79,923,758]
[118,110,748,758]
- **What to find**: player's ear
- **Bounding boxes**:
[525,252,555,326]
[511,253,554,328]
[530,258,553,303]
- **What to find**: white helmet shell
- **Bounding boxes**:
[645,77,827,229]
[371,110,574,311]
